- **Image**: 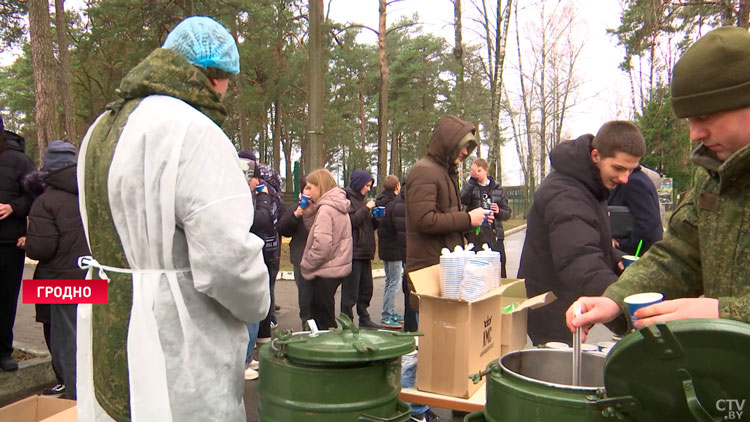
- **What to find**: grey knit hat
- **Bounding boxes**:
[672,26,750,118]
[43,140,77,172]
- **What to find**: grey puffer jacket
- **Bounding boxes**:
[301,187,353,279]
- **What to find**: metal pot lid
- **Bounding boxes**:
[604,318,750,421]
[272,314,417,365]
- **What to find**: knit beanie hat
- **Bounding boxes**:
[349,170,374,192]
[671,26,750,118]
[237,150,260,181]
[42,140,77,172]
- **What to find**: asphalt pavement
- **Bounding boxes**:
[13,226,612,421]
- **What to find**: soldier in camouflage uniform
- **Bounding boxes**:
[76,17,269,421]
[568,26,750,334]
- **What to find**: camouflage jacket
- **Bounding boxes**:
[604,143,750,325]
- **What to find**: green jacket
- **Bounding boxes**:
[604,143,750,326]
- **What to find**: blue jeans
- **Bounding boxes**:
[246,321,259,365]
[401,352,429,415]
[381,260,402,321]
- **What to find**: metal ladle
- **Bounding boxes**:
[572,301,582,386]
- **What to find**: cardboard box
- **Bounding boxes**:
[409,265,510,398]
[0,395,76,422]
[499,279,557,356]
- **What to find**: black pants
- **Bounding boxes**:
[493,239,508,278]
[293,263,314,330]
[340,259,373,323]
[0,244,24,357]
[403,273,419,332]
[311,277,342,330]
[258,261,279,339]
[51,304,77,399]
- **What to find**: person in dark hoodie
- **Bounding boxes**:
[404,116,489,422]
[24,140,89,399]
[342,169,380,328]
[277,175,312,330]
[608,165,663,256]
[0,116,35,372]
[375,175,404,329]
[518,120,646,345]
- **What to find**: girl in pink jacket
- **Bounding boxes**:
[300,169,353,329]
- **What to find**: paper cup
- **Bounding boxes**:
[544,341,570,349]
[624,292,664,323]
[372,206,386,217]
[299,194,311,208]
[596,341,616,351]
[622,255,639,268]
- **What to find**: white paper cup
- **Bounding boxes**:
[624,292,664,323]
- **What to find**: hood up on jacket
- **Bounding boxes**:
[549,134,608,201]
[313,186,350,215]
[111,48,228,126]
[426,116,477,173]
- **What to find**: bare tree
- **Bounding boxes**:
[452,0,465,115]
[504,0,582,197]
[55,0,75,144]
[469,0,513,181]
[306,0,325,172]
[29,0,59,162]
[376,0,390,187]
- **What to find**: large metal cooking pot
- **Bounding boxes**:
[468,319,750,421]
[258,314,417,421]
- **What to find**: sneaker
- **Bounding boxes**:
[248,359,259,370]
[359,319,383,329]
[380,316,403,329]
[0,355,18,372]
[391,312,404,323]
[42,383,66,397]
[410,409,441,422]
[244,367,259,381]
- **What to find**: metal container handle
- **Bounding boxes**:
[358,401,412,421]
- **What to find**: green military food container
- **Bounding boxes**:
[466,318,750,421]
[258,314,417,421]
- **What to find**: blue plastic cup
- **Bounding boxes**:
[622,255,639,268]
[372,206,386,217]
[255,184,265,193]
[624,292,664,324]
[299,194,311,208]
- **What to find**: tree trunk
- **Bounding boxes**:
[359,70,367,152]
[306,0,325,172]
[55,0,75,144]
[29,0,59,163]
[739,0,750,28]
[453,0,464,115]
[273,96,281,172]
[377,0,390,188]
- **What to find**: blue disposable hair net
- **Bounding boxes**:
[163,16,240,75]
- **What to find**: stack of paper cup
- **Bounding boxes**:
[439,249,466,298]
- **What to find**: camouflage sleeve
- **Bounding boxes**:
[604,189,704,314]
[718,295,750,323]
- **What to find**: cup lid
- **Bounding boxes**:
[604,319,750,420]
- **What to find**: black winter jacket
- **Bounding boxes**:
[277,204,309,267]
[460,177,512,244]
[608,167,663,255]
[0,131,35,244]
[376,190,401,261]
[25,165,90,280]
[345,187,377,260]
[381,190,406,262]
[518,134,621,345]
[251,191,286,265]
